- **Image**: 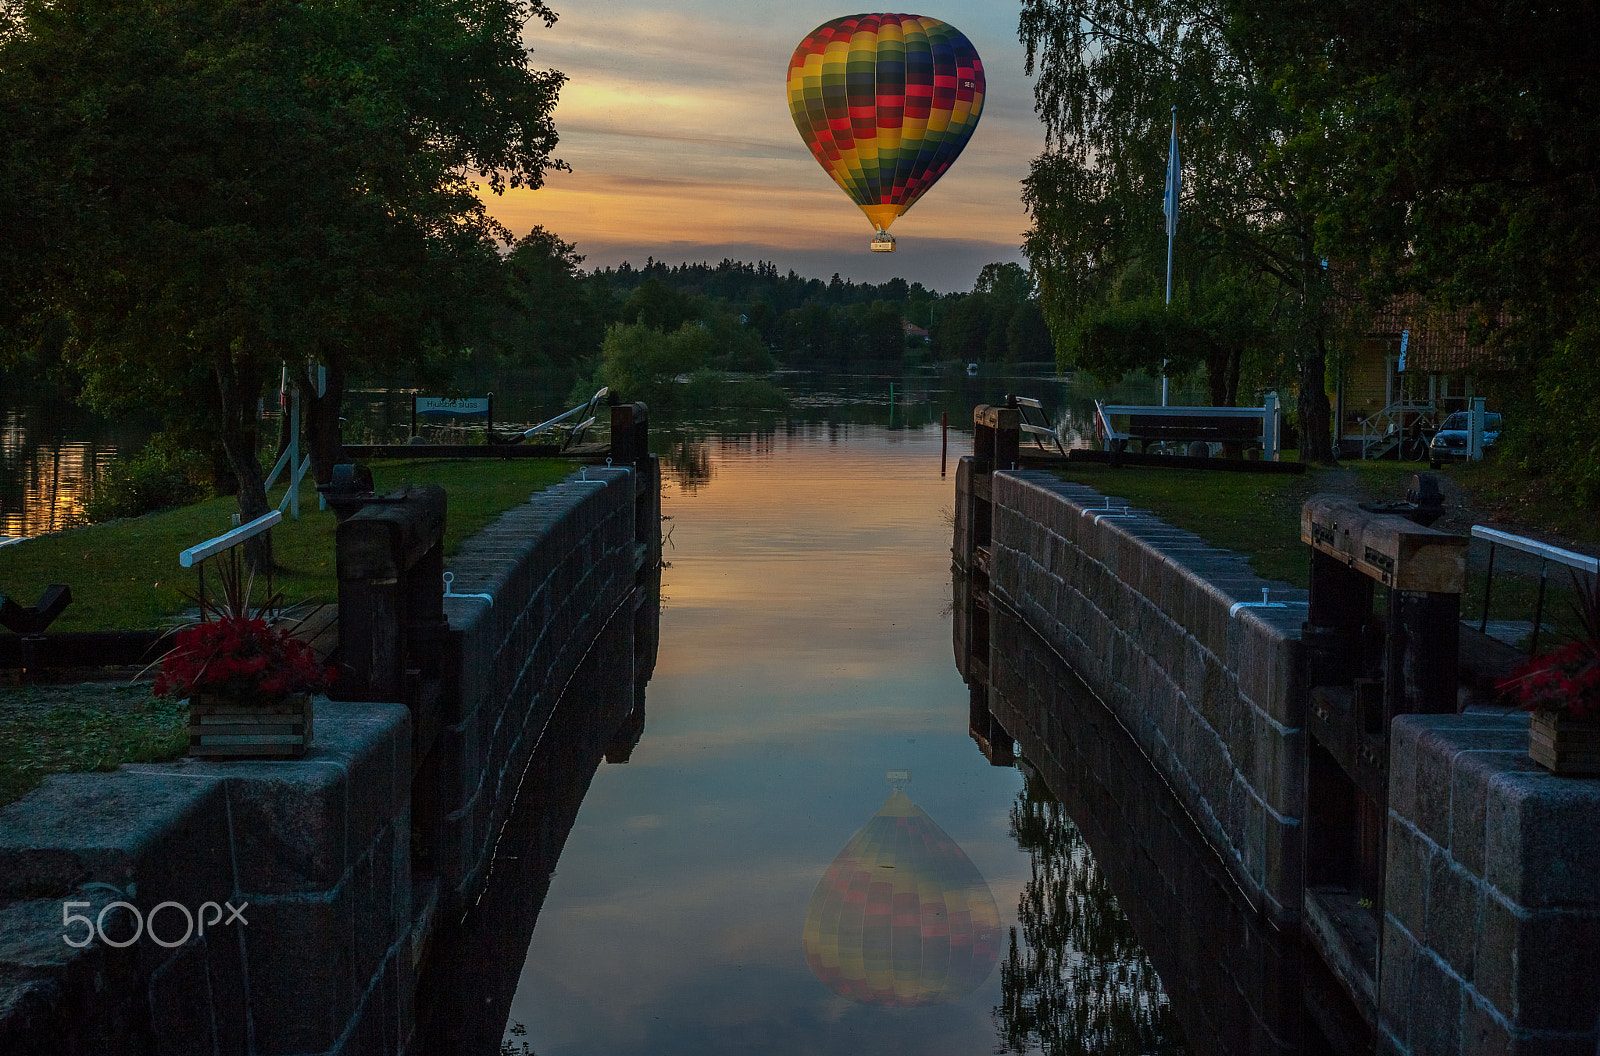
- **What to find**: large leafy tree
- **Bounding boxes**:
[1248,0,1600,498]
[1018,0,1339,459]
[1,0,566,566]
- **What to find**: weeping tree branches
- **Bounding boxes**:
[1018,0,1338,459]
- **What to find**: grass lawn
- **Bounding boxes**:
[1051,454,1436,588]
[0,457,576,632]
[0,457,575,807]
[0,684,188,808]
[1052,454,1592,644]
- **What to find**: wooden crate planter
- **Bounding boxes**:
[189,693,314,758]
[1529,710,1600,776]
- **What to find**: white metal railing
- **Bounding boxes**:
[1011,396,1066,455]
[521,387,608,449]
[1471,524,1599,655]
[1356,400,1435,460]
[1094,393,1281,461]
[179,511,283,568]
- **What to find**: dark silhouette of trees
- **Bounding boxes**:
[994,772,1186,1056]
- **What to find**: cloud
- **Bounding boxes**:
[483,0,1043,288]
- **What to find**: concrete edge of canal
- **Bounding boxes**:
[954,441,1600,1055]
[0,453,662,1056]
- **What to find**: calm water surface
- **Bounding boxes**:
[501,405,1182,1054]
[3,371,1194,1053]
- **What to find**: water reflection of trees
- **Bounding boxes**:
[665,438,712,492]
[994,770,1186,1056]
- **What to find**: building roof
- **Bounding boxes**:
[1363,291,1511,373]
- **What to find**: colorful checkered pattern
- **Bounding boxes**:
[802,790,1001,1006]
[787,13,986,232]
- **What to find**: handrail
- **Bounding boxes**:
[1471,526,1599,576]
[1099,403,1269,418]
[1471,523,1598,654]
[1356,399,1435,459]
[522,387,608,440]
[179,511,283,568]
[1009,395,1066,454]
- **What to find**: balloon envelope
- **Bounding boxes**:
[787,13,986,234]
[802,789,1001,1006]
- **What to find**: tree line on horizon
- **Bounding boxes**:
[7,0,1596,559]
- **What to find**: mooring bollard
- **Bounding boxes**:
[609,401,650,469]
[972,403,1020,473]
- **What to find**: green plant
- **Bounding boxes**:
[82,437,210,523]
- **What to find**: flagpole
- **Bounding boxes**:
[1162,107,1178,406]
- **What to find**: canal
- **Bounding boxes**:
[478,377,1196,1055]
[4,371,1254,1054]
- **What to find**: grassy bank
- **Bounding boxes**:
[1051,456,1433,588]
[0,457,576,632]
[1052,455,1591,642]
[0,684,188,808]
[0,457,574,807]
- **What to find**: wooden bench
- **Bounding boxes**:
[1095,395,1281,462]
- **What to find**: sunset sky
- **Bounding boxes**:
[483,1,1042,293]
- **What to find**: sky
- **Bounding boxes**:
[481,1,1043,293]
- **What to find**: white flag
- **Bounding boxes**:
[1163,110,1180,238]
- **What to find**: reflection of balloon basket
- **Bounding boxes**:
[870,229,897,253]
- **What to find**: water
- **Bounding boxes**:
[491,377,1191,1055]
[7,369,1216,1054]
[0,402,147,538]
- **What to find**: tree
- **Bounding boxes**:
[1006,301,1056,363]
[1018,0,1338,458]
[1250,0,1600,497]
[484,226,608,378]
[1,0,567,567]
[994,773,1185,1055]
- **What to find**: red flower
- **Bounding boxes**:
[1499,640,1600,718]
[156,615,335,701]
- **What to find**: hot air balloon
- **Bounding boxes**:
[787,13,986,252]
[802,772,1001,1006]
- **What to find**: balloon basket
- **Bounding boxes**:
[870,230,897,253]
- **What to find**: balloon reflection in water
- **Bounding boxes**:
[802,772,1001,1006]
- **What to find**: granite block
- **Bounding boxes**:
[1409,950,1464,1056]
[0,770,229,902]
[1425,854,1482,981]
[1472,892,1518,1017]
[1504,909,1600,1033]
[1449,748,1540,878]
[1380,914,1421,1047]
[247,892,355,1055]
[1484,769,1600,911]
[1459,993,1511,1056]
[1385,818,1433,935]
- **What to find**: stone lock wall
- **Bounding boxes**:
[429,461,655,910]
[1381,714,1600,1056]
[0,459,660,1054]
[0,702,414,1056]
[980,468,1310,924]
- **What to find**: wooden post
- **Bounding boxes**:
[941,411,948,477]
[336,484,447,704]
